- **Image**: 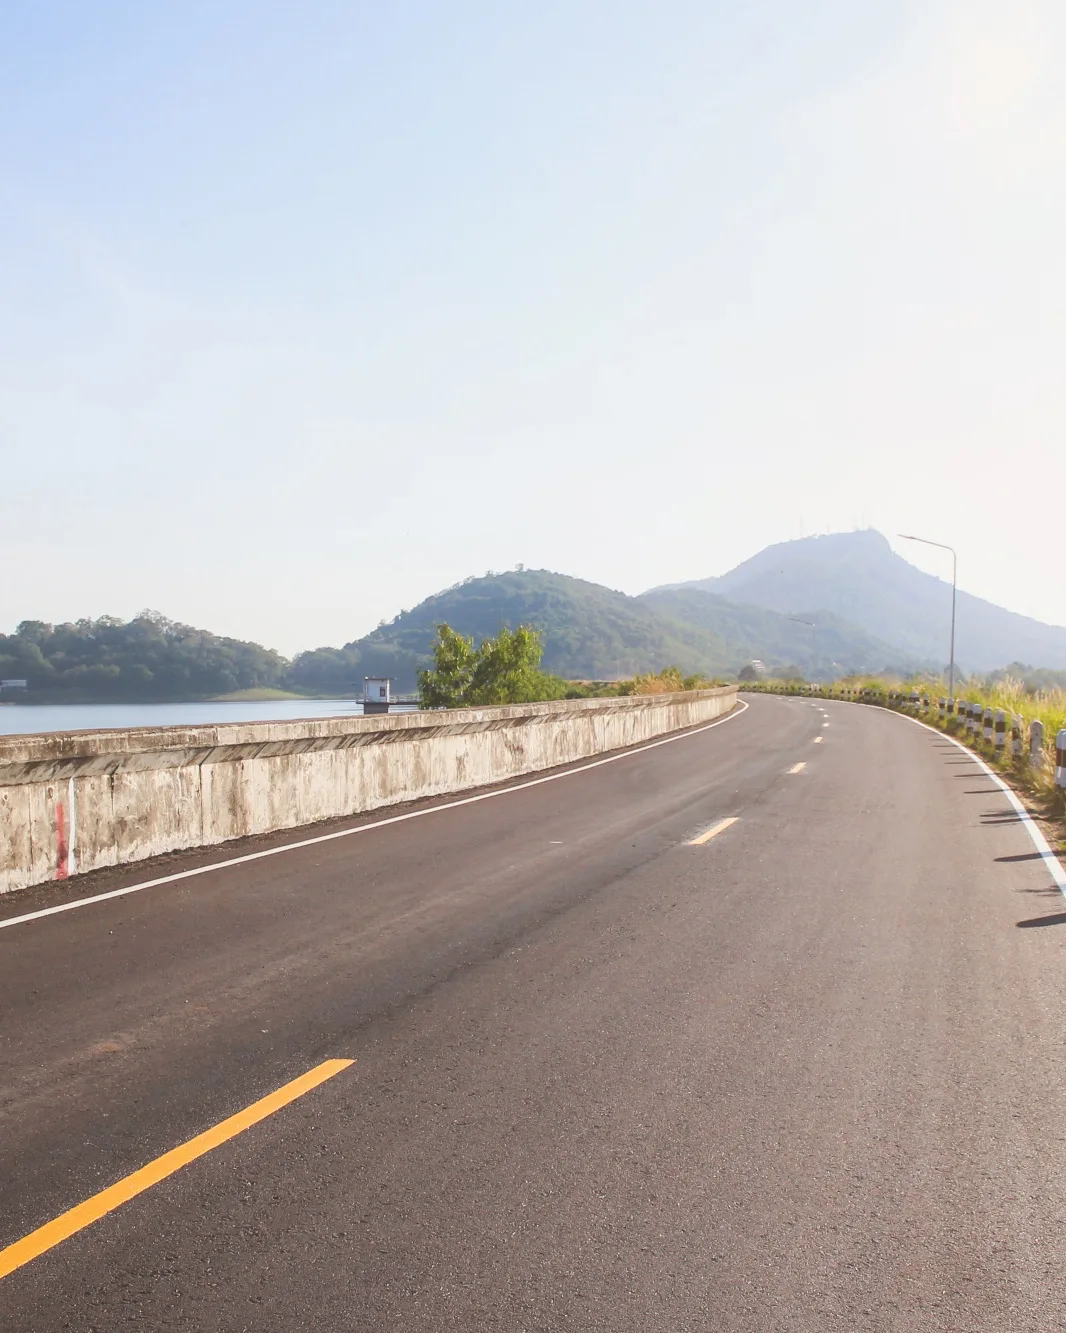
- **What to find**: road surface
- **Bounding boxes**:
[2,695,1065,1330]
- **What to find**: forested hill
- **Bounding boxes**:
[287,569,917,693]
[0,613,287,701]
[288,570,734,693]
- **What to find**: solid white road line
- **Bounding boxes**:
[895,712,1066,899]
[0,701,752,933]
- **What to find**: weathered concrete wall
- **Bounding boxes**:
[0,687,737,895]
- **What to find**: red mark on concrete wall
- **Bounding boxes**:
[55,802,69,880]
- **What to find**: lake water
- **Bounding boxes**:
[0,698,371,738]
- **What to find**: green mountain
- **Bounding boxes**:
[638,587,913,678]
[288,569,919,692]
[661,530,1066,673]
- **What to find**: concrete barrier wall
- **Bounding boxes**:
[0,687,737,895]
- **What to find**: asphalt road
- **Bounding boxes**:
[2,694,1066,1331]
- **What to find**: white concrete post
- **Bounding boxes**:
[983,708,994,743]
[1011,714,1023,758]
[1030,719,1044,769]
[994,710,1007,751]
[1056,729,1066,790]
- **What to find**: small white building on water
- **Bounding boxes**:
[363,677,392,714]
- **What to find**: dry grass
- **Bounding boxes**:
[631,667,686,695]
[926,676,1065,813]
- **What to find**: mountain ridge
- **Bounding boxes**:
[655,530,1066,672]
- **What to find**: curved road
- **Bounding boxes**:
[1,695,1065,1330]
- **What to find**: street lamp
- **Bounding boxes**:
[898,533,957,704]
[788,616,817,677]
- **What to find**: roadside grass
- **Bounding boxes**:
[933,680,1065,818]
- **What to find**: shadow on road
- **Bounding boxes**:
[1016,911,1066,928]
[997,852,1045,864]
[980,809,1024,824]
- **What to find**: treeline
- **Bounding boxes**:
[984,662,1066,693]
[0,614,290,701]
[13,610,1054,706]
[0,613,493,701]
[0,614,729,704]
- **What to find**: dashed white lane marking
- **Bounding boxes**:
[822,722,830,727]
[788,762,807,774]
[813,736,824,744]
[0,700,753,933]
[687,816,739,846]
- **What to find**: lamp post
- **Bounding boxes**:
[898,534,957,704]
[788,616,817,677]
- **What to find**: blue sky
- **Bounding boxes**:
[2,1,1063,654]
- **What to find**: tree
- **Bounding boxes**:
[418,623,565,708]
[417,625,477,707]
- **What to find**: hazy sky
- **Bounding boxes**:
[3,1,1064,655]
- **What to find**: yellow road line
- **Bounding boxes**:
[0,1058,354,1282]
[687,816,738,846]
[788,762,807,774]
